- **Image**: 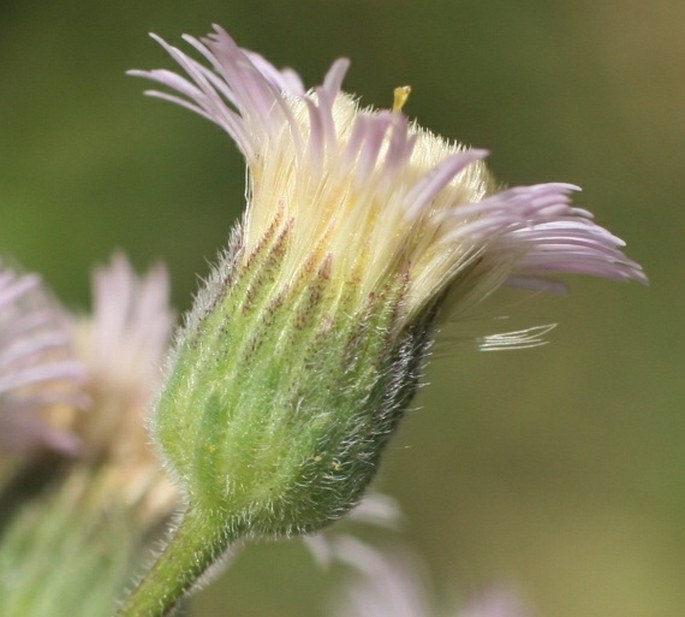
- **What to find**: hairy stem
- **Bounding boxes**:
[115,508,241,617]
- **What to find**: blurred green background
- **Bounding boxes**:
[0,1,681,616]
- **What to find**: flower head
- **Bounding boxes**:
[1,252,178,520]
[119,26,646,616]
[131,27,645,532]
[132,25,645,327]
[0,262,85,455]
[130,27,646,535]
[67,252,178,521]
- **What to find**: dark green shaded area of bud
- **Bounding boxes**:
[153,215,435,537]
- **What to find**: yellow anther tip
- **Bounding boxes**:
[393,85,411,112]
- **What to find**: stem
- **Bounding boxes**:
[115,509,241,617]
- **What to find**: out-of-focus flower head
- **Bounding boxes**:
[329,539,531,617]
[0,252,178,523]
[64,252,178,521]
[0,254,180,617]
[329,539,433,617]
[0,261,85,456]
[459,589,530,617]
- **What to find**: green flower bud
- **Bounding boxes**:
[155,218,433,535]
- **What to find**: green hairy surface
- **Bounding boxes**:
[153,217,434,536]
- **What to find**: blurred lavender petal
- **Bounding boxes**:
[0,261,86,455]
[303,493,403,568]
[329,541,433,617]
[328,539,535,617]
[459,588,531,617]
[69,251,179,519]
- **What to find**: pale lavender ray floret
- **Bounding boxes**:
[0,262,86,455]
[128,25,348,164]
[84,251,174,394]
[451,182,649,294]
[130,26,646,330]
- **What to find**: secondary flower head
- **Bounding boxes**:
[1,255,180,617]
[330,540,530,617]
[130,27,645,538]
[1,253,178,522]
[0,262,85,455]
[67,252,178,522]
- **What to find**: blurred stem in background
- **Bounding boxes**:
[1,467,142,617]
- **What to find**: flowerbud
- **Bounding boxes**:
[156,227,437,535]
[134,26,646,538]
